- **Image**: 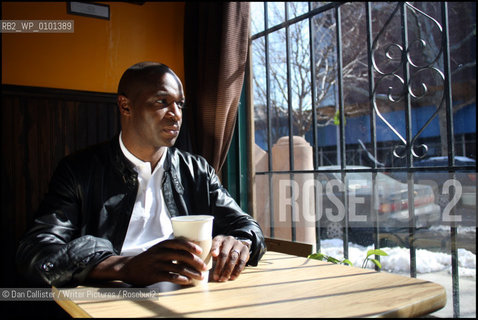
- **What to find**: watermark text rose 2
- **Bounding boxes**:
[276,178,465,224]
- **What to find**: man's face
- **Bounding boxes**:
[126,72,184,149]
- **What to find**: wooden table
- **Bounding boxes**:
[53,251,446,318]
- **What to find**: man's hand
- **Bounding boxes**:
[210,235,251,282]
[87,238,208,286]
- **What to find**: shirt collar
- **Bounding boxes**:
[119,132,167,175]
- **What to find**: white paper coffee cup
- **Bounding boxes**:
[170,215,214,285]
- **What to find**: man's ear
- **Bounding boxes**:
[118,95,131,115]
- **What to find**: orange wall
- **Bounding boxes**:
[2,2,184,93]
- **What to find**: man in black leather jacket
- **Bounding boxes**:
[16,62,266,287]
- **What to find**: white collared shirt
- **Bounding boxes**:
[119,132,174,256]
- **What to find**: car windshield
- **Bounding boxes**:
[414,156,476,167]
[329,171,403,189]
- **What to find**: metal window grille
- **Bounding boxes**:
[250,2,476,317]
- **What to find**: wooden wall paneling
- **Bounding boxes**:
[53,99,66,177]
[38,98,51,223]
[90,102,100,147]
[98,102,111,144]
[1,85,118,286]
[64,100,75,156]
[77,101,88,151]
[26,96,38,226]
[1,95,17,286]
[14,96,28,242]
[18,96,37,238]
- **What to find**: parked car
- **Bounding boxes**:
[316,166,441,245]
[388,156,476,211]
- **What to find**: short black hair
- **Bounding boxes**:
[117,62,179,100]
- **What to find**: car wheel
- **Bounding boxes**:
[351,230,374,246]
[437,193,450,210]
[325,221,343,239]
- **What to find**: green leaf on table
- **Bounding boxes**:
[342,259,353,266]
[366,249,388,259]
[326,256,341,264]
[369,258,382,269]
[308,253,326,261]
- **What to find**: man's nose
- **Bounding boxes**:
[167,102,182,122]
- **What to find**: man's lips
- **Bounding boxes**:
[163,124,180,136]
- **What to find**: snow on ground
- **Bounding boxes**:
[318,239,476,278]
[315,238,476,317]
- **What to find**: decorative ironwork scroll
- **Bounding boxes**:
[370,2,447,159]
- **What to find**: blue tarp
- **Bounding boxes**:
[255,103,476,150]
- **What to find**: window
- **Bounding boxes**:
[249,2,476,317]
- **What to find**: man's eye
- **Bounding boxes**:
[155,99,185,109]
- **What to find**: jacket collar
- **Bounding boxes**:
[111,134,184,194]
[163,147,184,194]
[110,133,137,178]
[164,146,172,172]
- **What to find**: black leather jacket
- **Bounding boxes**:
[16,135,266,287]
